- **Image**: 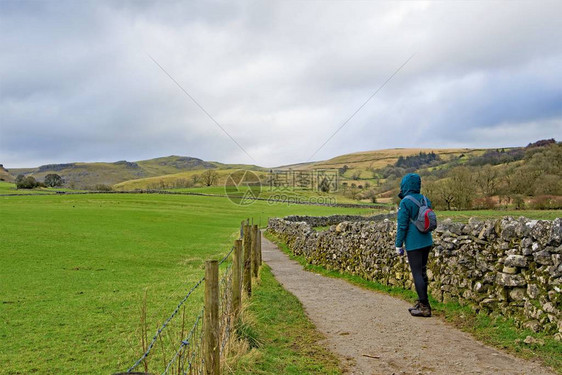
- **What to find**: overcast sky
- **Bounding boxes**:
[1,0,561,168]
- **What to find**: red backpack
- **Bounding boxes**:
[404,195,437,233]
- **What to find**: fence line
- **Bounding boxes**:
[126,276,205,373]
[118,219,262,375]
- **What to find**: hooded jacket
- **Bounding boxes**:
[395,173,433,251]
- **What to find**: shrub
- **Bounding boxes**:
[16,176,39,189]
[174,178,193,189]
[473,196,497,210]
[512,194,526,210]
[359,189,377,203]
[94,184,113,192]
[44,174,64,187]
[529,195,562,210]
[338,165,349,176]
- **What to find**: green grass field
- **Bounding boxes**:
[0,193,372,374]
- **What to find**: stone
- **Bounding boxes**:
[522,247,533,256]
[542,302,558,315]
[505,254,528,268]
[531,221,551,241]
[502,266,518,274]
[552,254,562,267]
[550,263,562,278]
[509,288,527,301]
[523,320,541,333]
[554,333,562,342]
[532,242,540,252]
[480,298,497,307]
[474,281,489,293]
[523,335,544,346]
[496,273,526,287]
[426,268,434,281]
[550,218,562,245]
[521,237,533,249]
[534,250,553,266]
[501,220,518,240]
[527,284,540,299]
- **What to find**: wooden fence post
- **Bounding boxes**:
[232,239,242,319]
[258,228,262,266]
[243,225,252,297]
[204,260,219,375]
[252,224,259,278]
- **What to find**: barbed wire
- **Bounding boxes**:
[127,275,205,373]
[162,306,205,374]
[185,327,204,375]
[219,245,235,266]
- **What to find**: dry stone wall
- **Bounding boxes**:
[268,215,562,338]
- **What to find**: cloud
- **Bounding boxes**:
[1,0,561,168]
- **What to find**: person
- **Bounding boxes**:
[395,173,433,317]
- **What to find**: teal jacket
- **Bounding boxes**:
[395,173,433,251]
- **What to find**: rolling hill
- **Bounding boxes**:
[5,140,560,210]
[279,148,487,178]
[0,164,14,182]
[7,155,264,188]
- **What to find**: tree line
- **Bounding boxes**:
[15,173,64,189]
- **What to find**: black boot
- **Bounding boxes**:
[410,302,431,317]
[408,300,420,313]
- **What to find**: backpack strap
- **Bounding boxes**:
[404,195,421,207]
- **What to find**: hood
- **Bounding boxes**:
[398,173,421,199]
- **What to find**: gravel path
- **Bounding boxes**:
[262,236,555,375]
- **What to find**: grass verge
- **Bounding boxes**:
[264,231,562,374]
[227,264,342,375]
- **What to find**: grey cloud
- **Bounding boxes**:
[1,0,561,168]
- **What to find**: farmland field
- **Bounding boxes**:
[0,193,373,374]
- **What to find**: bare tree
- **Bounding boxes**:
[448,167,475,209]
[475,165,499,197]
[201,170,219,186]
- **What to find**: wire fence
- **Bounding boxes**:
[118,221,260,375]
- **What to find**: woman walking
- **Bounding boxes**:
[395,173,433,317]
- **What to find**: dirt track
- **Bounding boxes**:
[261,236,555,375]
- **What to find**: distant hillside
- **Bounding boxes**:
[279,148,483,176]
[113,169,270,191]
[7,140,560,210]
[0,164,14,182]
[8,155,263,188]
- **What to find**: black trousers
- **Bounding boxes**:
[406,246,431,305]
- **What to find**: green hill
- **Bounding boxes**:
[7,155,263,188]
[0,164,14,182]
